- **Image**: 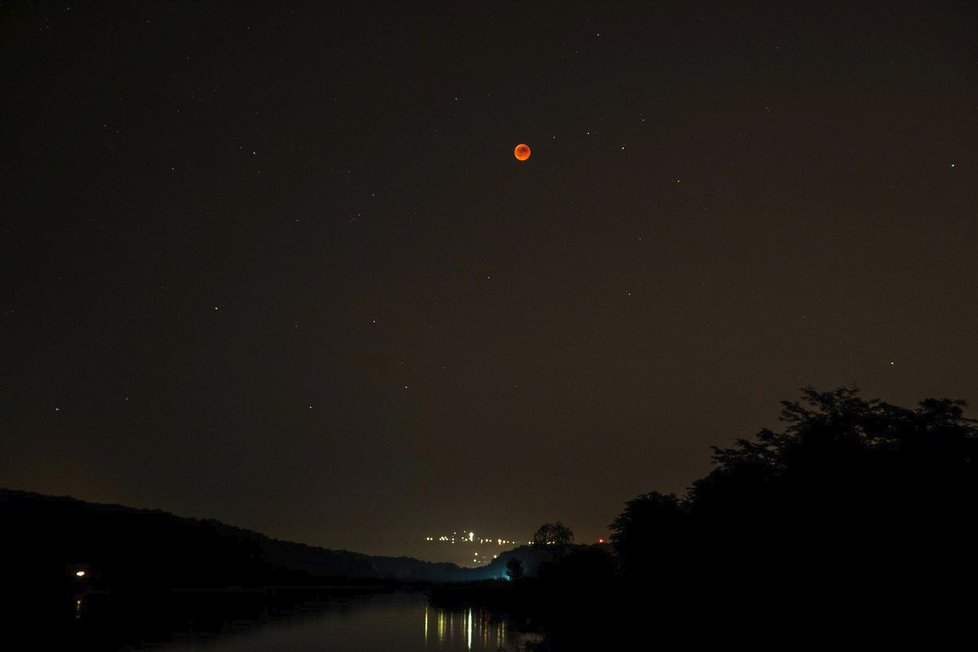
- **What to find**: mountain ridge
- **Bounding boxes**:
[0,487,482,586]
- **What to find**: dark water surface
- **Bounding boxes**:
[75,591,535,651]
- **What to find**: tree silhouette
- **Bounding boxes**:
[688,385,978,532]
[532,521,574,546]
[505,557,524,582]
[608,491,686,578]
[609,385,978,622]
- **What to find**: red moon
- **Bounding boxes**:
[514,143,531,161]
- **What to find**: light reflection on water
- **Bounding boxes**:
[423,604,509,650]
[128,592,527,651]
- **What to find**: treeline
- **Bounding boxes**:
[613,387,978,585]
[506,386,978,646]
[2,492,268,594]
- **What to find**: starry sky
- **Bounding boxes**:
[2,1,977,561]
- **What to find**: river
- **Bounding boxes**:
[72,591,540,651]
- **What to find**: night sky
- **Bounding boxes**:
[3,1,977,562]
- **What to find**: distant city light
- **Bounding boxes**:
[424,529,528,566]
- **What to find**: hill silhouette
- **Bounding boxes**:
[1,488,491,647]
[1,488,472,610]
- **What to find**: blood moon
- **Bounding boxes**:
[514,143,531,161]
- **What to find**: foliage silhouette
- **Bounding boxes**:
[506,557,524,582]
[608,491,687,579]
[502,386,978,646]
[606,385,978,636]
[532,521,574,547]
